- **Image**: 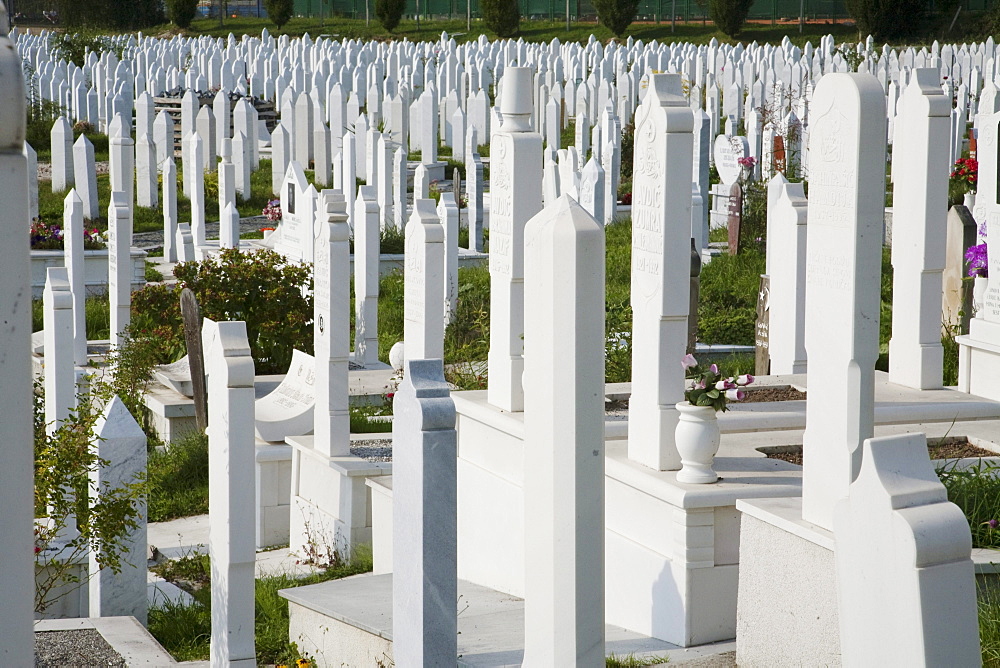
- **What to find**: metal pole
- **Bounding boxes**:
[467,0,471,31]
[671,0,675,32]
[799,0,804,33]
[416,0,420,28]
[566,0,570,31]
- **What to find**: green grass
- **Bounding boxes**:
[124,16,858,47]
[350,404,394,433]
[937,460,1000,550]
[148,545,374,664]
[32,294,110,340]
[981,581,1000,667]
[36,158,279,234]
[147,432,210,523]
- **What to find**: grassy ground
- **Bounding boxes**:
[148,545,373,664]
[76,15,860,47]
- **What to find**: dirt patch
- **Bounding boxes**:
[741,386,806,403]
[763,439,998,467]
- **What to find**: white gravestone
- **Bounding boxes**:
[89,396,147,624]
[578,155,606,226]
[438,192,460,325]
[50,116,74,192]
[255,349,316,443]
[628,74,693,471]
[220,201,239,250]
[713,133,749,186]
[62,190,88,367]
[487,67,543,412]
[73,135,99,219]
[44,267,75,433]
[404,199,445,362]
[204,319,256,666]
[522,195,605,666]
[275,161,316,264]
[888,68,949,390]
[801,73,886,531]
[177,223,195,262]
[834,433,980,666]
[135,133,157,208]
[23,141,38,222]
[313,190,351,458]
[162,158,178,263]
[107,191,131,348]
[767,180,808,375]
[355,186,381,367]
[271,123,291,197]
[0,20,35,655]
[392,359,458,667]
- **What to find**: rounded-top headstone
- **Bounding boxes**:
[713,134,749,185]
[500,68,533,132]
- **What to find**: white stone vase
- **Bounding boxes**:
[675,402,721,484]
[973,276,988,316]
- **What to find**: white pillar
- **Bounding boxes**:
[62,190,88,366]
[0,14,35,652]
[801,73,886,530]
[162,158,178,263]
[354,186,381,367]
[404,199,445,362]
[204,319,256,667]
[487,67,543,412]
[313,188,352,459]
[438,192,460,325]
[392,358,457,666]
[888,68,949,390]
[522,195,605,666]
[627,74,693,471]
[107,191,131,348]
[44,267,75,434]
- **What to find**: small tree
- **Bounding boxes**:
[166,0,199,28]
[375,0,406,32]
[481,0,520,38]
[709,0,753,38]
[844,0,926,42]
[264,0,294,29]
[593,0,640,38]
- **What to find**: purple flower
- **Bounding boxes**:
[709,363,719,374]
[966,242,988,278]
[681,353,698,370]
[725,388,746,401]
[985,519,1000,530]
[737,374,755,386]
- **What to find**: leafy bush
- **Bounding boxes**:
[593,0,640,37]
[130,249,313,375]
[166,0,199,28]
[264,0,294,28]
[843,0,927,42]
[481,0,520,38]
[375,0,406,32]
[709,0,754,38]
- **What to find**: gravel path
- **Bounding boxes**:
[351,439,392,462]
[35,630,126,668]
[134,216,268,252]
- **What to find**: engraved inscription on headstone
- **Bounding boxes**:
[755,274,770,376]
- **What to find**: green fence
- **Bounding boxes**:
[292,0,994,22]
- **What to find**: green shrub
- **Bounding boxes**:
[375,0,406,32]
[843,0,927,42]
[481,0,520,38]
[166,0,199,28]
[937,460,1000,550]
[709,0,754,38]
[593,0,640,37]
[264,0,294,28]
[130,249,313,375]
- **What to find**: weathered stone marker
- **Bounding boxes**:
[755,275,770,376]
[180,288,208,432]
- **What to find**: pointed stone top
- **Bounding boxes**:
[95,395,146,441]
[74,133,94,149]
[65,188,82,206]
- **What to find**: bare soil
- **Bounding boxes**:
[741,386,806,403]
[764,439,999,467]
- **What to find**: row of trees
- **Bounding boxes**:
[156,0,993,43]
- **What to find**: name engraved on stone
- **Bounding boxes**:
[489,136,514,276]
[809,110,857,230]
[631,121,664,283]
[806,251,851,291]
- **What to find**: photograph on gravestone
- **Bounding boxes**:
[180,288,208,432]
[727,183,743,255]
[287,182,296,214]
[755,275,770,376]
